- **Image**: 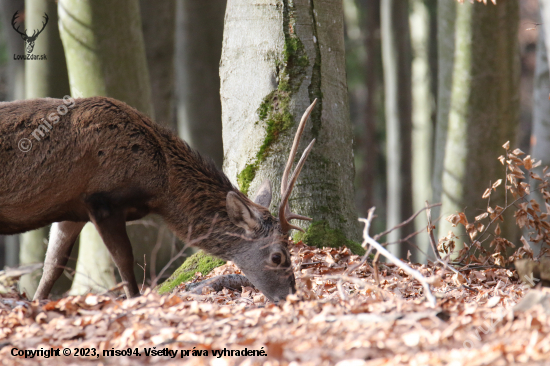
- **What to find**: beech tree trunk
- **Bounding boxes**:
[381,0,414,258]
[140,0,176,130]
[529,1,550,255]
[220,0,361,249]
[176,0,226,167]
[410,0,435,262]
[19,0,71,298]
[434,1,520,250]
[58,0,153,295]
[0,0,25,268]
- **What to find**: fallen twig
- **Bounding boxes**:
[360,208,437,307]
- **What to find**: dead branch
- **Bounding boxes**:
[426,201,442,260]
[360,208,437,307]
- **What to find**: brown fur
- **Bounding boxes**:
[0,97,295,302]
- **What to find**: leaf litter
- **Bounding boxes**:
[0,241,549,365]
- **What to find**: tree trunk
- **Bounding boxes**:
[529,1,550,255]
[436,1,520,250]
[19,0,71,298]
[358,0,381,218]
[409,0,435,262]
[220,0,361,250]
[381,0,413,258]
[176,0,226,168]
[0,0,25,268]
[58,0,153,294]
[0,0,25,101]
[140,0,176,130]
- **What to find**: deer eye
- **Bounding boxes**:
[271,253,282,265]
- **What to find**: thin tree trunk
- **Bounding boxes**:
[220,0,361,250]
[360,0,380,217]
[58,0,153,295]
[410,0,434,262]
[19,0,71,298]
[176,0,226,168]
[381,0,413,258]
[437,1,520,251]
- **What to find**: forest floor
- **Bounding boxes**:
[0,242,549,366]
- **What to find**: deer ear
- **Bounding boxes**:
[252,179,272,208]
[226,191,260,232]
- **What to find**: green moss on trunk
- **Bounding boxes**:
[156,251,225,295]
[236,0,309,195]
[294,221,365,255]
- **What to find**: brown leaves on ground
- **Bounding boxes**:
[1,242,549,365]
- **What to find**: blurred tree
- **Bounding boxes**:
[529,1,550,255]
[176,0,226,167]
[410,0,436,262]
[434,0,520,251]
[220,0,361,250]
[381,0,414,258]
[140,0,176,130]
[0,0,25,269]
[58,0,153,295]
[19,0,71,299]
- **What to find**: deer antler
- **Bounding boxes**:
[278,99,317,234]
[11,11,27,39]
[29,13,48,39]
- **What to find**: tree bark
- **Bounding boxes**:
[436,1,520,250]
[19,0,71,298]
[58,0,153,294]
[176,0,226,168]
[220,0,361,249]
[381,0,413,258]
[140,0,176,130]
[410,0,435,262]
[0,0,25,268]
[529,1,550,255]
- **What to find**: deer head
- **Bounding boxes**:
[224,100,317,302]
[12,11,48,54]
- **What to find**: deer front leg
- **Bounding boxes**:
[91,215,139,298]
[34,221,85,300]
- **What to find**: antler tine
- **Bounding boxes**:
[280,99,317,198]
[11,11,26,37]
[279,139,316,233]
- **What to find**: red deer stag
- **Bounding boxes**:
[0,96,317,302]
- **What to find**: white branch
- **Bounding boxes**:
[359,207,437,307]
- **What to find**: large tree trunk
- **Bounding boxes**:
[19,0,71,298]
[176,0,226,168]
[140,0,176,130]
[0,0,25,269]
[435,1,520,251]
[58,0,153,295]
[381,0,414,258]
[220,0,361,250]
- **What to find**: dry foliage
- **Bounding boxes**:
[1,241,549,365]
[445,141,549,266]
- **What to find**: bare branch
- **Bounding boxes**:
[360,208,437,307]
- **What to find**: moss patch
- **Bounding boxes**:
[295,221,365,255]
[156,251,225,295]
[237,0,309,195]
